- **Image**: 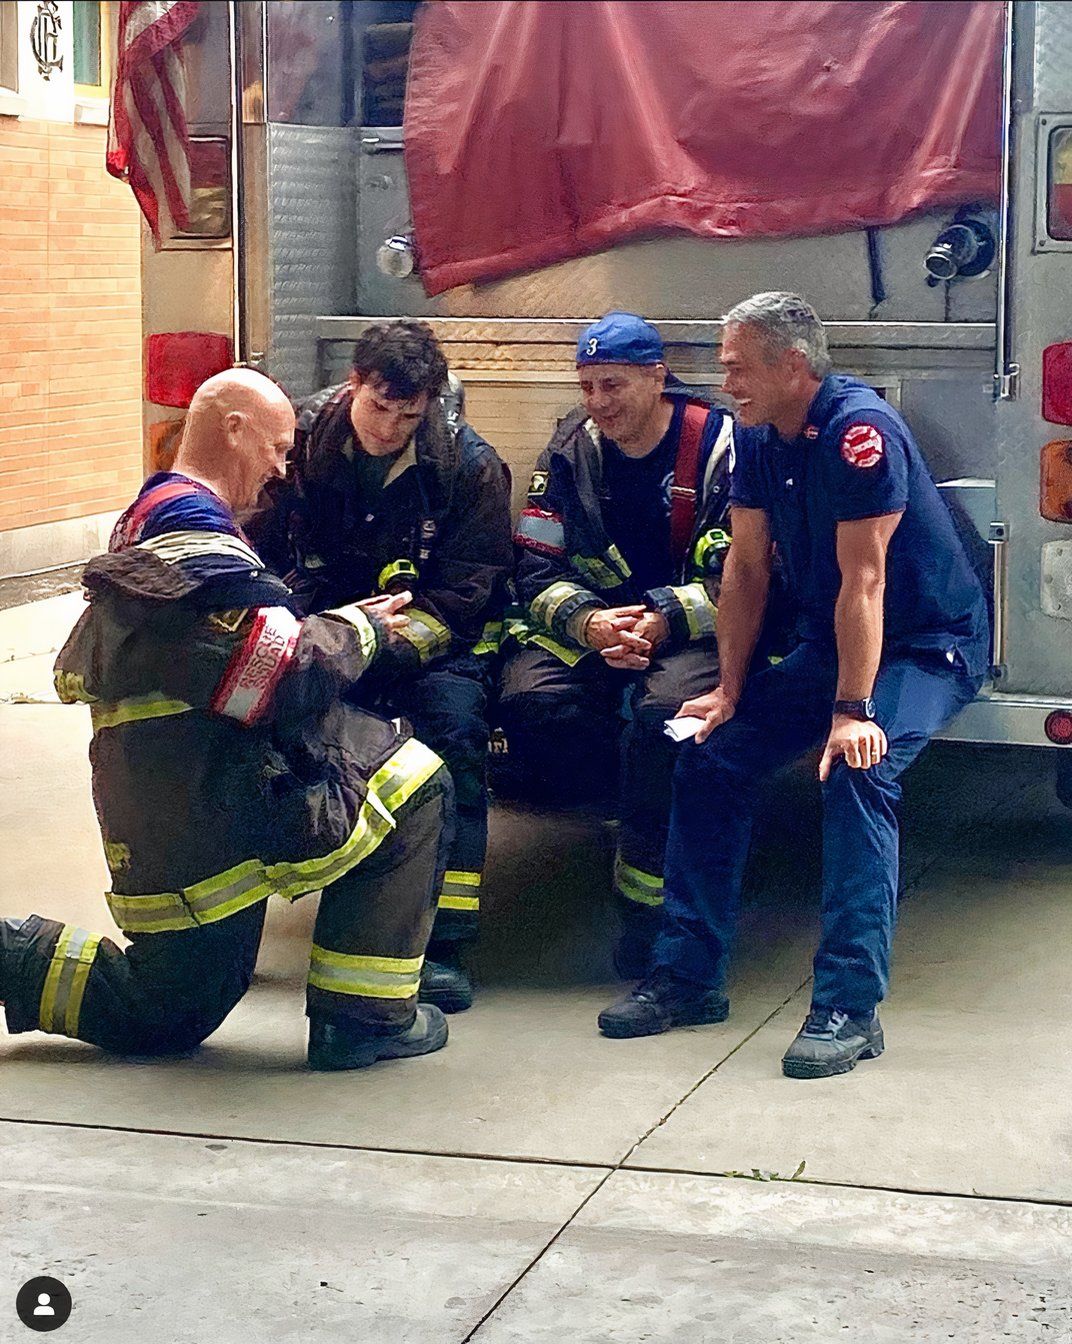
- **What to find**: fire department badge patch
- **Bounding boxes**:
[840,423,884,468]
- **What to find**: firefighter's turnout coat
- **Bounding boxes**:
[246,386,513,946]
[511,378,734,662]
[4,479,448,1049]
[249,385,513,667]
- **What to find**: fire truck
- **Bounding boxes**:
[137,0,1072,798]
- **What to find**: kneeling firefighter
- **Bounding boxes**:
[0,369,454,1072]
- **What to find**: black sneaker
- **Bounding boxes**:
[781,1006,884,1079]
[419,951,474,1014]
[598,971,730,1039]
[308,1005,448,1071]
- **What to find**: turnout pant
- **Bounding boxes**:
[653,642,981,1014]
[1,771,452,1056]
[497,642,719,920]
[355,655,490,948]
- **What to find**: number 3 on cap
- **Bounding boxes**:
[586,338,598,356]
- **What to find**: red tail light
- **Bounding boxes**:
[145,332,233,409]
[1045,710,1072,745]
[1043,343,1072,425]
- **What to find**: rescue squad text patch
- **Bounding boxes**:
[840,423,884,468]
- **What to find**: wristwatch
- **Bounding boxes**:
[833,697,876,721]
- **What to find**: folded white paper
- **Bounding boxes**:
[663,715,706,743]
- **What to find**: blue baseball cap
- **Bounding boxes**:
[576,311,665,367]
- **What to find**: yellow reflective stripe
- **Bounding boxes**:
[311,948,423,973]
[439,894,480,911]
[530,580,593,630]
[138,530,262,568]
[571,552,626,589]
[671,584,718,641]
[504,615,590,666]
[473,619,503,656]
[269,738,443,899]
[105,740,444,933]
[39,926,74,1031]
[61,933,101,1036]
[323,603,378,664]
[443,870,480,887]
[534,634,587,665]
[106,892,198,934]
[395,607,452,664]
[308,945,423,999]
[186,864,275,922]
[54,669,97,705]
[605,543,632,578]
[90,695,193,733]
[440,869,481,912]
[376,558,419,591]
[39,926,102,1036]
[614,857,664,908]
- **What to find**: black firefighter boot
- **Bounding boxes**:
[0,915,41,1007]
[419,944,474,1013]
[308,1004,448,1071]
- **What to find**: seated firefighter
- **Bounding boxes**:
[497,312,735,978]
[0,370,454,1073]
[247,322,513,1013]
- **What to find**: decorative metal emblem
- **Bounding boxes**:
[31,1,63,81]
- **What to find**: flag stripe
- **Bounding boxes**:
[108,1,201,245]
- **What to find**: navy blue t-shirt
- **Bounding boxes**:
[599,399,684,593]
[729,375,990,678]
[110,472,242,551]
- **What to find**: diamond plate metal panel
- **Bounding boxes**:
[1032,1,1072,108]
[266,125,360,398]
[1041,541,1072,618]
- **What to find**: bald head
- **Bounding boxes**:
[174,367,295,513]
[188,367,293,422]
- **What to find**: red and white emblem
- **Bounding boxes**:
[840,423,884,468]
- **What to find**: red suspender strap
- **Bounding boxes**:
[669,402,709,570]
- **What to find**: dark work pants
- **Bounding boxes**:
[2,775,452,1056]
[358,656,490,948]
[497,642,719,916]
[653,643,981,1015]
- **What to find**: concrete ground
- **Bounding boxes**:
[1,591,1071,1341]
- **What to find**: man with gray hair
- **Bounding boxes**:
[598,293,990,1078]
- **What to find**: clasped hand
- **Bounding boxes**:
[584,606,669,670]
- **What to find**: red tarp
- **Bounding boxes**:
[404,0,1003,296]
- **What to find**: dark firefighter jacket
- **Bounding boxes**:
[511,378,734,663]
[246,385,513,670]
[53,528,443,939]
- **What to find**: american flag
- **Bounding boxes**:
[106,1,201,247]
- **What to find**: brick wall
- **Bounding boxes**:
[0,116,143,536]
